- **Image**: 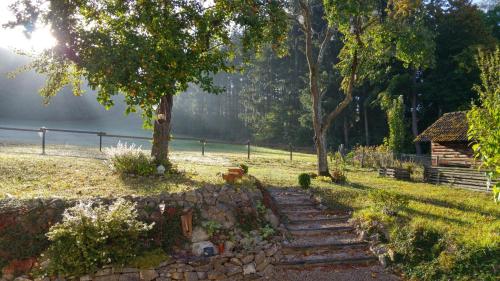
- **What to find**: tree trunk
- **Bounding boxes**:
[315,132,330,176]
[152,94,173,164]
[410,68,422,155]
[311,70,330,176]
[300,0,331,176]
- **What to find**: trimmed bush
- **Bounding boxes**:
[239,164,249,174]
[43,199,152,276]
[298,173,311,189]
[104,142,157,176]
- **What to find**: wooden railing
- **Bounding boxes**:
[0,126,299,160]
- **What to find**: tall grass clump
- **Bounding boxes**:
[43,199,152,276]
[104,142,157,176]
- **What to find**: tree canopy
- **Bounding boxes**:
[8,0,288,122]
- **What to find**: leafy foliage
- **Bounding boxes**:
[390,222,499,281]
[298,173,311,189]
[391,223,445,264]
[379,94,406,153]
[467,46,500,201]
[7,0,288,122]
[239,164,249,174]
[368,189,409,216]
[235,200,270,234]
[330,151,347,183]
[43,199,152,276]
[350,145,393,169]
[148,205,189,252]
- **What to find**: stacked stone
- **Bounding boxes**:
[156,242,281,281]
[8,242,282,281]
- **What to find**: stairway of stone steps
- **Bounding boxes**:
[268,188,400,280]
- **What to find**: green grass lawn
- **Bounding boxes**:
[0,143,498,251]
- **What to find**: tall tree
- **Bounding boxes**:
[6,0,288,164]
[292,0,404,175]
[389,1,435,154]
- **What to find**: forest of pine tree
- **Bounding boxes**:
[170,0,498,153]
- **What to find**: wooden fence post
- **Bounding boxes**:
[289,143,293,161]
[41,127,46,155]
[201,139,206,156]
[247,140,250,159]
[98,132,104,152]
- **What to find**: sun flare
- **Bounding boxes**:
[0,0,57,53]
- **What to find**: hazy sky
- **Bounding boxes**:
[0,0,490,53]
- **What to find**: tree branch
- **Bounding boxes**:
[317,27,334,65]
[322,49,358,132]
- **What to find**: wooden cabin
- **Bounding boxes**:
[415,111,474,167]
[415,112,497,191]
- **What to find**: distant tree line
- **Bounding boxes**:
[172,0,499,153]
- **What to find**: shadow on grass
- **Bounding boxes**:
[404,208,470,226]
[116,170,219,194]
[349,181,499,220]
[403,193,500,220]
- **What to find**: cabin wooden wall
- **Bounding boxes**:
[431,141,474,167]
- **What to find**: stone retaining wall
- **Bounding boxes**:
[72,242,281,281]
[0,182,280,280]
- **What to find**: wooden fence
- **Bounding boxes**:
[0,126,298,160]
[424,166,497,192]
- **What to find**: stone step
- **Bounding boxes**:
[285,220,352,231]
[276,202,316,208]
[287,233,361,246]
[278,206,320,213]
[277,248,378,268]
[282,240,369,254]
[287,226,355,236]
[274,199,315,205]
[282,210,347,220]
[287,216,351,225]
[269,191,311,198]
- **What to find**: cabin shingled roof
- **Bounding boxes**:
[415,111,469,142]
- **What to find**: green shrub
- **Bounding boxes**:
[148,206,189,251]
[368,189,408,216]
[104,142,157,176]
[235,207,261,233]
[43,199,152,276]
[352,209,395,241]
[354,207,499,280]
[298,173,311,189]
[391,223,500,280]
[239,164,249,174]
[260,224,275,240]
[391,223,445,264]
[331,170,347,184]
[202,220,222,237]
